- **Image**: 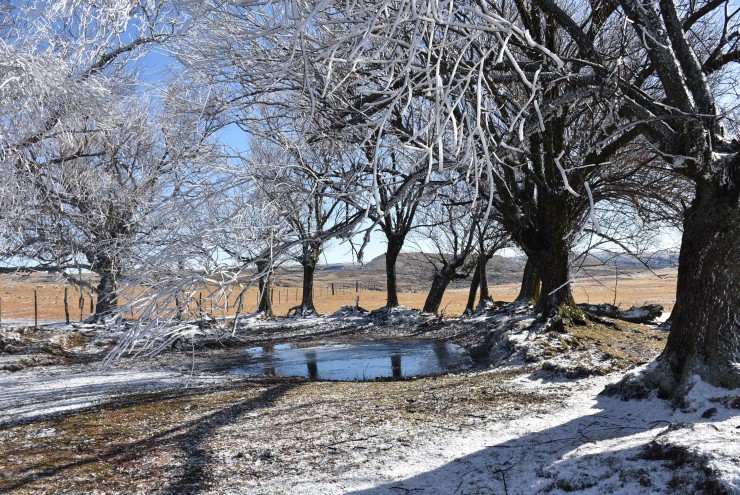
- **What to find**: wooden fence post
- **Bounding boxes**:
[79,294,83,322]
[90,297,94,315]
[34,289,38,329]
[331,283,335,296]
[64,287,70,324]
[356,281,359,293]
[175,292,182,321]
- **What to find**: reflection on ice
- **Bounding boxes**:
[230,340,472,381]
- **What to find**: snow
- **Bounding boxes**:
[1,318,738,494]
[287,372,739,495]
[0,366,228,426]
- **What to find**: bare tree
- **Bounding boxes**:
[411,178,481,315]
[359,143,432,309]
[248,136,355,317]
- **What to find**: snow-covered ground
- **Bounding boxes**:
[304,372,740,495]
[0,314,738,494]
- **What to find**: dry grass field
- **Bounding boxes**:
[0,267,676,323]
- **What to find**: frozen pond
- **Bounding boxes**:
[229,340,472,381]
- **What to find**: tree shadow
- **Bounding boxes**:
[1,380,295,494]
[344,392,700,495]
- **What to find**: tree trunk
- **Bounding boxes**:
[297,258,318,316]
[464,259,481,314]
[515,201,580,323]
[256,259,273,316]
[92,255,119,322]
[477,253,490,307]
[384,235,404,308]
[516,257,540,303]
[532,244,578,320]
[423,265,456,314]
[652,173,740,393]
[94,268,118,321]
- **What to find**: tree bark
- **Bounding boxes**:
[653,171,740,392]
[92,255,119,322]
[531,244,578,321]
[464,259,481,314]
[255,259,273,316]
[384,235,404,308]
[516,257,540,303]
[477,253,490,307]
[293,243,320,316]
[423,265,459,314]
[94,271,118,320]
[516,219,579,324]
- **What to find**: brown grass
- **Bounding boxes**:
[0,268,676,322]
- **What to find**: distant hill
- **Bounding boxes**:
[274,249,677,292]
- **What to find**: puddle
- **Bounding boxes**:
[229,340,472,381]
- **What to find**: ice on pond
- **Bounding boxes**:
[229,340,472,381]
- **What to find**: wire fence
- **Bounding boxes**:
[0,280,458,327]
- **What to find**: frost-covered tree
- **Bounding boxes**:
[359,142,433,310]
[178,0,738,395]
[526,0,740,394]
[248,136,359,317]
[0,0,192,321]
[412,178,481,315]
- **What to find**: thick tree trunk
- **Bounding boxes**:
[533,245,577,318]
[516,257,541,303]
[300,261,317,312]
[384,236,404,308]
[94,268,118,321]
[296,259,318,316]
[516,202,580,323]
[652,173,740,393]
[92,255,119,322]
[255,259,273,316]
[423,265,456,314]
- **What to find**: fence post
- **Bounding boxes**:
[331,283,335,296]
[79,294,83,322]
[356,281,359,293]
[64,287,70,324]
[34,288,38,329]
[175,292,182,321]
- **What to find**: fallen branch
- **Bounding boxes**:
[578,303,663,324]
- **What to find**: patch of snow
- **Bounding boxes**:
[0,366,225,426]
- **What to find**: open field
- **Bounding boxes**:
[0,267,676,323]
